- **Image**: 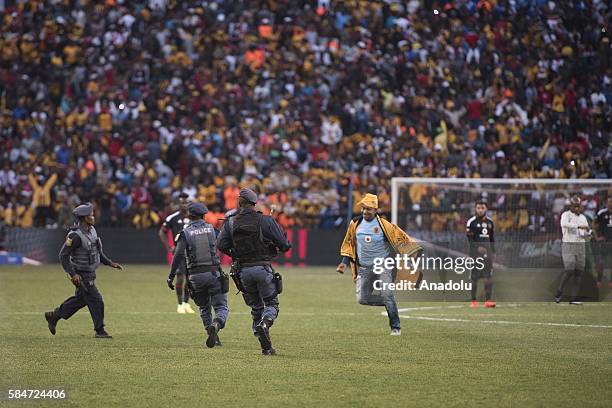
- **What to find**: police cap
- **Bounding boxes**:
[72,203,94,217]
[188,202,208,217]
[239,188,258,204]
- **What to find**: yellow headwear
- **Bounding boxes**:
[358,193,379,209]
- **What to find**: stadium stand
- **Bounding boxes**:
[0,0,610,229]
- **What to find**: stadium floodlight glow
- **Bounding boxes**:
[391,177,612,225]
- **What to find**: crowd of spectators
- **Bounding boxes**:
[0,0,610,231]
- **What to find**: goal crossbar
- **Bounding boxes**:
[391,177,612,224]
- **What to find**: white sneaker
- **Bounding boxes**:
[177,304,186,314]
[390,329,401,336]
[182,303,195,314]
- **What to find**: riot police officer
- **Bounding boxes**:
[217,188,291,356]
[44,203,123,338]
[167,202,229,348]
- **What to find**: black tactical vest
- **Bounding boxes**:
[69,227,101,272]
[230,210,271,263]
[182,220,219,270]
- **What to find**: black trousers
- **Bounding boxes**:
[54,278,105,332]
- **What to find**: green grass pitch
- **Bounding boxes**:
[1,265,611,407]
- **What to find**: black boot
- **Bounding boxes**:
[206,321,220,348]
[95,330,112,339]
[255,319,274,354]
[44,311,58,335]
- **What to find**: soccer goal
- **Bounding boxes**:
[390,178,612,301]
[392,177,612,230]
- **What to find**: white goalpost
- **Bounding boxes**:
[391,177,612,224]
[392,177,612,225]
[389,177,612,301]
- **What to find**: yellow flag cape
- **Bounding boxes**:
[339,215,423,283]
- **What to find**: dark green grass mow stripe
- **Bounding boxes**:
[1,266,610,407]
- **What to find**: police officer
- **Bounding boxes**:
[44,203,123,338]
[167,202,228,348]
[217,188,291,356]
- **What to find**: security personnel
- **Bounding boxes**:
[44,203,123,338]
[167,202,228,348]
[217,188,291,356]
[466,200,496,308]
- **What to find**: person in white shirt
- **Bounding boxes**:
[556,196,590,304]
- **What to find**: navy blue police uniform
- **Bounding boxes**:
[167,202,229,348]
[217,188,291,355]
[44,203,119,338]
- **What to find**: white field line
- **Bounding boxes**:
[3,303,608,316]
[399,314,612,329]
[4,305,611,329]
[397,306,464,313]
[391,304,612,329]
[397,303,611,313]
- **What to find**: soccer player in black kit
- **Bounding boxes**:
[595,197,612,289]
[466,201,496,308]
[158,193,195,314]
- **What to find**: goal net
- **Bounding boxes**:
[390,178,612,302]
